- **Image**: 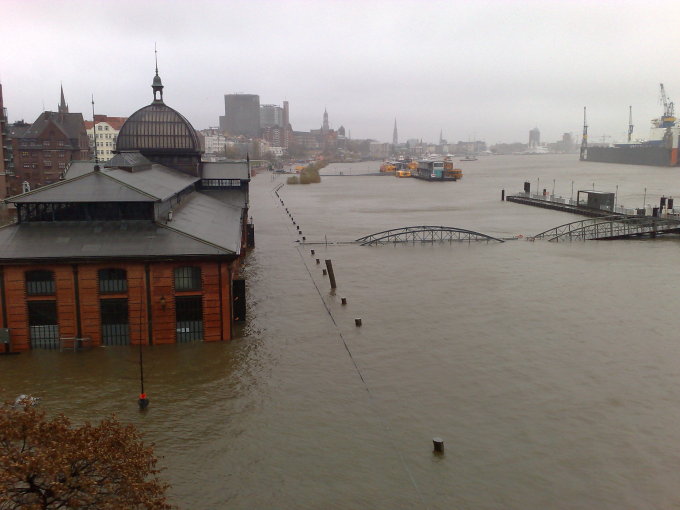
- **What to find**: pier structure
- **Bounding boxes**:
[531,216,680,241]
[506,192,620,218]
[355,226,505,246]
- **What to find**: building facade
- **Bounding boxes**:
[0,83,9,199]
[85,114,127,162]
[222,94,260,138]
[9,87,90,195]
[0,71,252,352]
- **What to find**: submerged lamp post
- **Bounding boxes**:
[138,310,149,410]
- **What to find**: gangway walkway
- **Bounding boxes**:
[355,226,506,246]
[531,215,680,242]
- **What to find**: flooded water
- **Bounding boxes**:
[3,154,680,509]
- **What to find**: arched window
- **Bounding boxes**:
[25,270,55,296]
[174,266,201,291]
[98,268,127,293]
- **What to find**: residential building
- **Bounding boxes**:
[9,87,90,195]
[0,70,252,351]
[84,114,127,162]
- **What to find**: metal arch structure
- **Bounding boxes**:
[531,215,680,242]
[355,226,505,246]
[531,215,625,240]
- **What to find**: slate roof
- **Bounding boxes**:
[20,111,86,147]
[104,152,152,170]
[9,172,155,203]
[202,161,250,180]
[104,164,198,201]
[0,221,235,261]
[199,189,248,208]
[168,191,243,255]
[63,161,96,179]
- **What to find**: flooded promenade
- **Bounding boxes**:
[3,154,680,509]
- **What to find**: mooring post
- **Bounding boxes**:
[341,297,347,305]
[322,269,327,275]
[355,318,362,327]
[433,437,444,454]
[325,259,337,289]
[316,258,320,264]
[311,249,315,255]
[501,189,505,201]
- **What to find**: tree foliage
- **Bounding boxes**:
[0,402,171,510]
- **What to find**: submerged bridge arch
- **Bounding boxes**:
[531,215,680,241]
[355,226,505,246]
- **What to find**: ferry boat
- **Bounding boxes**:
[412,160,462,181]
[395,169,411,178]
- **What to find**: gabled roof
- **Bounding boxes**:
[21,111,86,145]
[202,161,250,180]
[104,164,198,201]
[63,161,96,179]
[168,191,243,255]
[104,152,152,170]
[0,221,235,261]
[57,161,199,202]
[8,172,156,203]
[84,115,127,131]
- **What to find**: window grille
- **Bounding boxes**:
[175,296,203,342]
[98,268,127,293]
[26,270,55,295]
[100,298,130,345]
[174,266,201,291]
[28,300,59,349]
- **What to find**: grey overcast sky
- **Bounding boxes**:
[2,0,680,145]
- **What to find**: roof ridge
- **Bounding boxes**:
[99,171,159,201]
[4,169,95,203]
[156,222,236,254]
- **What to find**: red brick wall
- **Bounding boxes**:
[0,259,234,351]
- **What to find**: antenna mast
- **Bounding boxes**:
[579,106,588,161]
[91,94,99,167]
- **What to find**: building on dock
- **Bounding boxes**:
[0,69,252,352]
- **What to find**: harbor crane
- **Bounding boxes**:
[659,83,676,127]
[628,105,634,142]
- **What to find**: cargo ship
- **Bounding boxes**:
[582,84,680,166]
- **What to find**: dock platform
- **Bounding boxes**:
[506,194,620,218]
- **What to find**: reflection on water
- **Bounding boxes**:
[3,155,680,509]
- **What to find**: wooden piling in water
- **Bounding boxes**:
[325,259,337,289]
[433,438,444,454]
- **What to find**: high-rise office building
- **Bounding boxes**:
[260,104,283,128]
[223,94,260,138]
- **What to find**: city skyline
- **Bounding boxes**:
[2,0,680,145]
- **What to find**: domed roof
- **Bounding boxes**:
[116,73,202,155]
[117,103,202,154]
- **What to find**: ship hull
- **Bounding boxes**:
[584,146,674,166]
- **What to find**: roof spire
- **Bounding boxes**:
[152,43,164,104]
[58,83,68,113]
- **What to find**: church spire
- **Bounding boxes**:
[393,118,398,145]
[152,44,164,104]
[322,108,329,133]
[58,84,68,113]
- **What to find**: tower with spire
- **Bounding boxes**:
[393,119,398,146]
[322,108,329,134]
[152,46,164,104]
[58,84,69,114]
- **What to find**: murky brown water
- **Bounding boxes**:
[3,154,680,509]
